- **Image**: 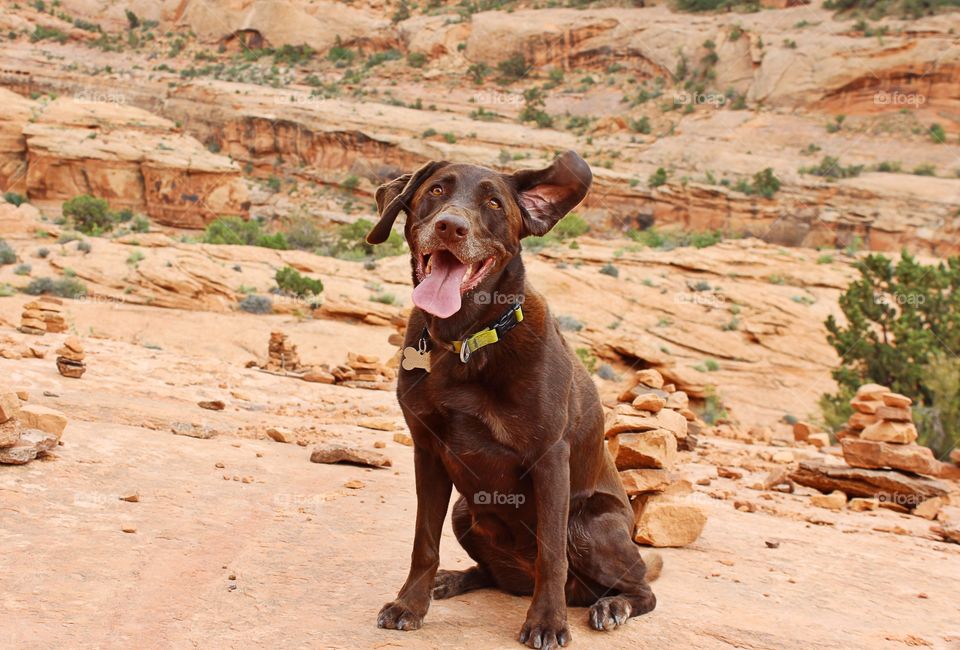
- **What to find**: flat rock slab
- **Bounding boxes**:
[310,444,392,468]
[841,438,940,477]
[790,461,952,508]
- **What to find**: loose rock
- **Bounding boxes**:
[310,444,392,468]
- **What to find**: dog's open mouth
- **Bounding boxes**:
[413,250,496,318]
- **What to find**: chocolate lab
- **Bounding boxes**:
[368,151,659,649]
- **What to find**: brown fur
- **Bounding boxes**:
[371,151,658,650]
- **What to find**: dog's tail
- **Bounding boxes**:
[641,551,663,583]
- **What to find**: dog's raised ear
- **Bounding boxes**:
[510,150,592,238]
[366,160,448,244]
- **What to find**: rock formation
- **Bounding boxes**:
[56,335,86,379]
[606,368,707,547]
[791,384,959,530]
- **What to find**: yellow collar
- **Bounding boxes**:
[434,302,524,363]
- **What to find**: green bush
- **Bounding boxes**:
[928,123,946,143]
[599,263,619,278]
[823,251,960,456]
[14,263,31,276]
[62,195,116,234]
[202,217,289,249]
[3,191,25,206]
[30,25,68,43]
[648,167,668,188]
[407,52,427,68]
[799,156,864,179]
[552,213,590,240]
[324,218,406,260]
[627,227,728,250]
[733,168,781,198]
[275,266,323,297]
[0,240,16,265]
[24,276,87,299]
[575,347,597,373]
[497,54,528,82]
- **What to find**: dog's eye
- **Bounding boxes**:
[430,185,443,196]
[487,198,501,209]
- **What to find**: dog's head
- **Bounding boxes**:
[366,151,592,319]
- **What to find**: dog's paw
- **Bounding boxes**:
[519,613,570,649]
[432,569,461,600]
[587,596,633,631]
[377,600,423,631]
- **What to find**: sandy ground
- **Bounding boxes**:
[2,328,959,650]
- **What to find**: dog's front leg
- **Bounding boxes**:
[377,446,452,631]
[520,442,571,649]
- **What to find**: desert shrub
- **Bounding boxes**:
[928,123,946,144]
[700,387,728,424]
[130,215,150,233]
[627,227,728,250]
[370,291,396,305]
[575,347,597,373]
[35,247,50,258]
[407,52,427,68]
[238,294,273,314]
[552,213,590,240]
[914,354,960,456]
[818,388,855,434]
[648,167,668,188]
[272,44,314,66]
[518,87,552,128]
[62,194,117,234]
[556,315,584,332]
[275,266,323,298]
[202,217,289,249]
[599,263,619,278]
[24,276,87,299]
[733,168,781,198]
[30,25,68,43]
[596,364,620,381]
[282,214,326,251]
[822,251,960,456]
[524,213,589,251]
[321,218,406,260]
[0,240,16,264]
[497,54,528,82]
[14,263,31,275]
[799,156,864,179]
[3,191,25,206]
[77,240,92,254]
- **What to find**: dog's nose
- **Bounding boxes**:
[435,214,469,243]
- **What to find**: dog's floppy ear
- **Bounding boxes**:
[366,160,448,244]
[510,150,592,238]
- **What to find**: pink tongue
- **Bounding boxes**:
[413,252,469,318]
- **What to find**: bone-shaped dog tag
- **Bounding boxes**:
[401,346,431,372]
